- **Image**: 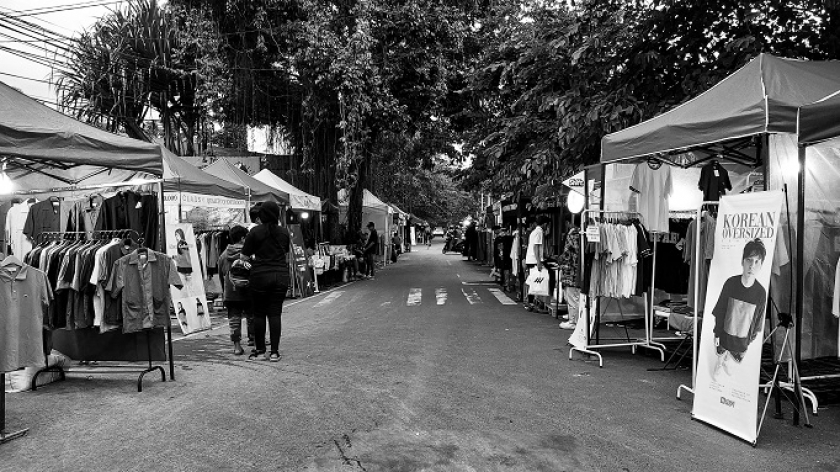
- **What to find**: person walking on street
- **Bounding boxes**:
[218,225,253,354]
[241,201,291,362]
[364,222,379,279]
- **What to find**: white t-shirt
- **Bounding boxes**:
[525,226,544,264]
[630,164,672,233]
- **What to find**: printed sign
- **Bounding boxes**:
[562,171,586,196]
[568,294,597,350]
[166,223,212,335]
[692,191,784,444]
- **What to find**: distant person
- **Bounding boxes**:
[426,227,432,248]
[218,225,253,355]
[364,222,379,279]
[241,201,291,362]
[465,221,478,261]
[391,231,401,262]
[525,215,549,312]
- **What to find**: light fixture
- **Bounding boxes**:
[566,191,585,214]
[300,211,310,220]
[0,160,13,195]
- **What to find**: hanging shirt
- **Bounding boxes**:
[0,261,52,373]
[23,198,73,244]
[6,199,37,257]
[698,162,732,201]
[630,164,672,233]
[68,195,104,238]
[107,249,183,334]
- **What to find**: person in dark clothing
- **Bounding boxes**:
[364,222,379,279]
[465,221,478,261]
[711,238,767,380]
[241,202,291,362]
[218,225,253,355]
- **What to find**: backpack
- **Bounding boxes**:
[228,259,251,289]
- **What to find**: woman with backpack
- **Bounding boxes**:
[240,201,291,362]
[218,225,253,355]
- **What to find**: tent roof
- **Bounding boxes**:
[799,90,840,146]
[204,158,289,203]
[253,169,321,211]
[160,148,247,199]
[602,54,840,165]
[0,80,162,181]
[337,188,392,212]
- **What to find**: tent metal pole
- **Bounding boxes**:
[159,179,175,382]
[794,145,806,426]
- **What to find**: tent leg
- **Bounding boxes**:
[793,145,806,426]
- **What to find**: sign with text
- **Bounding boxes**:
[692,191,783,444]
[165,223,212,335]
[562,171,586,196]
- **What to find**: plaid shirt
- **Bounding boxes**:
[558,228,581,288]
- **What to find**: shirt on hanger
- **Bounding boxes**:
[630,164,672,233]
[107,249,183,334]
[0,261,52,373]
[23,198,73,244]
[6,199,37,257]
[698,161,732,201]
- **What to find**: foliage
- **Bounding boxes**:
[459,0,840,206]
[57,0,224,154]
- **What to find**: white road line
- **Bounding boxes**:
[447,260,452,266]
[314,291,345,308]
[461,282,496,286]
[461,288,482,305]
[435,288,447,305]
[487,288,518,305]
[407,288,422,306]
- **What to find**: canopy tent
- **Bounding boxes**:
[160,148,246,200]
[253,169,321,211]
[337,188,393,252]
[798,91,840,146]
[0,79,163,192]
[599,54,840,420]
[203,158,288,203]
[601,54,840,166]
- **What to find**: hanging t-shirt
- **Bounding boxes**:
[23,198,73,244]
[698,161,732,201]
[630,164,672,233]
[525,226,544,264]
[6,199,37,257]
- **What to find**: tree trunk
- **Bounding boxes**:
[347,154,368,241]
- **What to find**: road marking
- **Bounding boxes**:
[447,260,452,266]
[314,291,344,308]
[381,301,392,307]
[487,288,518,305]
[461,281,496,286]
[435,288,447,305]
[462,288,482,305]
[407,288,422,306]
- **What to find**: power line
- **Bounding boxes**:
[5,1,125,19]
[0,70,54,84]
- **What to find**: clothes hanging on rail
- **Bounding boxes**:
[0,257,52,373]
[652,218,691,294]
[106,249,183,334]
[685,212,716,312]
[630,164,672,233]
[23,197,73,245]
[698,160,731,201]
[585,221,640,299]
[5,198,37,257]
[67,195,104,239]
[94,191,159,249]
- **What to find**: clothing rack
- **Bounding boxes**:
[569,209,665,367]
[29,228,172,393]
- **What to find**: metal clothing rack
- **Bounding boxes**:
[569,209,665,367]
[29,225,174,393]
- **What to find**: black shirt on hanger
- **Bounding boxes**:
[698,161,732,201]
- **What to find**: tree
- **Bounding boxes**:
[57,0,225,154]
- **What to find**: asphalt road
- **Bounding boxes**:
[3,240,840,471]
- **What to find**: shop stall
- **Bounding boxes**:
[0,80,174,442]
[338,188,393,264]
[598,53,840,438]
[204,158,289,206]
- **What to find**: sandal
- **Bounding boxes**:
[269,352,281,362]
[234,347,245,356]
[248,350,265,361]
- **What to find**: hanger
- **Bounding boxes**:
[1,254,23,267]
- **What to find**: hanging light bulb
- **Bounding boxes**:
[0,160,13,195]
[300,211,310,220]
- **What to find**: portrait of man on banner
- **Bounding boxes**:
[710,238,768,380]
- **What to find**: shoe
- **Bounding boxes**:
[269,352,281,362]
[233,342,244,356]
[248,350,266,360]
[559,321,577,330]
[561,314,570,320]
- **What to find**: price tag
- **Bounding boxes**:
[585,225,601,243]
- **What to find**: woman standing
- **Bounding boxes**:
[241,201,291,361]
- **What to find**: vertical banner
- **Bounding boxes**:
[693,191,784,444]
[165,223,212,335]
[568,295,597,350]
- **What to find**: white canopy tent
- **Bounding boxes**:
[253,169,321,211]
